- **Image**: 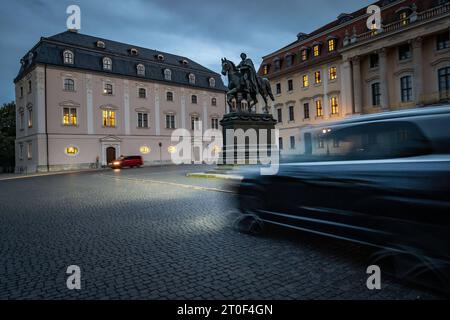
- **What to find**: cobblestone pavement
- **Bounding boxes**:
[0,165,442,299]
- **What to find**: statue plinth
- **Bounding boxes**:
[219,112,277,165]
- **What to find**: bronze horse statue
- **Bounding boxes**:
[221,58,274,113]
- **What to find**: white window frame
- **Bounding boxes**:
[103,57,112,71]
[63,50,74,65]
[164,69,172,81]
[137,64,145,76]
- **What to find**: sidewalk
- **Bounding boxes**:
[0,168,107,181]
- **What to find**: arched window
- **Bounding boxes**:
[63,50,74,64]
[64,78,75,91]
[209,77,216,88]
[188,73,196,85]
[164,69,172,81]
[211,98,217,106]
[137,64,145,76]
[191,95,198,104]
[103,57,112,70]
[166,91,174,101]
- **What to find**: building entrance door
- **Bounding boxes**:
[106,147,116,164]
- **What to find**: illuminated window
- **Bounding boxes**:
[211,118,219,129]
[64,78,75,91]
[104,83,113,95]
[168,146,177,154]
[63,107,77,126]
[302,75,309,87]
[399,11,409,26]
[165,114,175,129]
[27,107,33,128]
[166,91,173,101]
[137,112,149,128]
[330,97,339,115]
[63,50,74,64]
[316,100,323,117]
[329,67,337,80]
[328,39,336,52]
[103,57,112,70]
[27,142,32,160]
[102,110,116,127]
[65,146,79,156]
[315,71,321,84]
[313,45,321,57]
[263,65,269,75]
[301,49,308,61]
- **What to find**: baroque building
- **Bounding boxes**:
[14,31,227,172]
[258,0,450,156]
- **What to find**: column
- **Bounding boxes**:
[379,48,390,109]
[412,37,423,105]
[351,56,362,114]
[36,66,46,134]
[340,59,353,116]
[123,79,130,135]
[323,65,330,118]
[202,92,208,133]
[181,88,186,129]
[86,74,94,134]
[154,84,160,135]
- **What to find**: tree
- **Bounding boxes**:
[0,101,16,172]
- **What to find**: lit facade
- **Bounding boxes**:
[14,31,227,172]
[258,0,450,156]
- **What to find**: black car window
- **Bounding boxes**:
[325,121,433,160]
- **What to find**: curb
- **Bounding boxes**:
[186,172,243,181]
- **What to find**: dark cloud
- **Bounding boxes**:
[0,0,373,104]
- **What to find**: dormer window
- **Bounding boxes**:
[396,7,412,26]
[188,73,196,85]
[130,48,139,56]
[181,59,189,65]
[103,57,112,70]
[164,68,172,81]
[313,44,322,57]
[300,48,309,61]
[273,58,282,71]
[285,54,294,67]
[209,77,216,88]
[28,52,34,65]
[96,41,106,48]
[328,38,337,52]
[63,50,74,65]
[137,64,145,76]
[157,54,165,61]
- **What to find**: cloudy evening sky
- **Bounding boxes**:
[0,0,374,104]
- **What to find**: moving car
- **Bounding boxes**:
[110,156,143,169]
[237,106,450,291]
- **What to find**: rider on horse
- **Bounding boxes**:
[236,53,260,98]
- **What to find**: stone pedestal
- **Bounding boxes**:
[219,112,277,165]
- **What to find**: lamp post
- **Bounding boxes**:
[158,142,162,166]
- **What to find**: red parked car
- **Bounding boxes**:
[110,156,143,169]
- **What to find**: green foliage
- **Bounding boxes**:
[0,101,16,170]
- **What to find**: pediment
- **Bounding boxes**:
[100,135,122,142]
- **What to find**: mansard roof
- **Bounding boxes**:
[15,31,227,92]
